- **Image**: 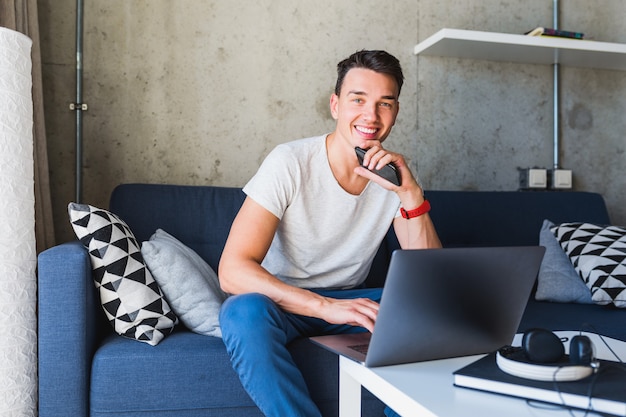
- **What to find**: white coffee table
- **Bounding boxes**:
[338,331,626,417]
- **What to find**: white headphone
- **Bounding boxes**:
[496,329,599,382]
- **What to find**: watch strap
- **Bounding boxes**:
[400,200,431,219]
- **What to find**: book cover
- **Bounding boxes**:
[525,27,585,40]
[454,352,626,416]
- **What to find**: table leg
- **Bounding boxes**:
[339,357,362,417]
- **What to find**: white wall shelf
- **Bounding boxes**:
[413,28,626,71]
[413,27,626,173]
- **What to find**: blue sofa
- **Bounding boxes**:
[38,184,626,416]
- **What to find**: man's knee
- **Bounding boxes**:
[220,292,294,359]
[220,293,280,332]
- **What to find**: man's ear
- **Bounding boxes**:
[329,94,339,120]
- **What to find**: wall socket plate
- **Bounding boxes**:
[519,168,547,189]
[549,169,573,189]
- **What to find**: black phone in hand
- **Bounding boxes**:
[355,147,401,186]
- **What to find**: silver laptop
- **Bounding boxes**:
[310,246,545,367]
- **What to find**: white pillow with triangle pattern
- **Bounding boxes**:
[551,222,626,308]
[68,202,178,345]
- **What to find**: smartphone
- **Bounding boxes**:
[355,147,401,186]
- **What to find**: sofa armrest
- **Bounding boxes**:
[38,241,103,417]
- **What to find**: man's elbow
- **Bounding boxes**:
[218,258,236,294]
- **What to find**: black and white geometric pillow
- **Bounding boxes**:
[551,222,626,308]
[68,203,178,345]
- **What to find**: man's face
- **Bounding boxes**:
[330,68,400,148]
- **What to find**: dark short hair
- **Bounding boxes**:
[334,50,404,97]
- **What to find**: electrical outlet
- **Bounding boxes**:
[550,169,572,189]
[519,168,547,189]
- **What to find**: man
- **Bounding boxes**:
[218,50,441,416]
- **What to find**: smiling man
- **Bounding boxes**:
[218,50,441,417]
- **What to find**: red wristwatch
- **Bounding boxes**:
[400,200,431,219]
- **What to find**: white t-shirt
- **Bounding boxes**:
[243,135,401,289]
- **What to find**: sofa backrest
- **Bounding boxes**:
[110,184,611,287]
[365,190,611,287]
[427,190,611,247]
[110,183,245,272]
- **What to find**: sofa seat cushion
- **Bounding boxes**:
[90,330,384,416]
[90,331,253,415]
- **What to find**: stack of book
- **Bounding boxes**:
[525,27,585,39]
[454,352,626,416]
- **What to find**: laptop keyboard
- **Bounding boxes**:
[348,344,369,355]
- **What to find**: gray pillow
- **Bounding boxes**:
[535,219,593,304]
[141,229,228,337]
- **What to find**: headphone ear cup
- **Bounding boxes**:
[569,335,594,365]
[522,328,565,363]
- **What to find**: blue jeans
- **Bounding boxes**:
[219,288,383,417]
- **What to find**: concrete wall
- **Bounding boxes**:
[38,0,626,244]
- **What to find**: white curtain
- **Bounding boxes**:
[0,26,37,417]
